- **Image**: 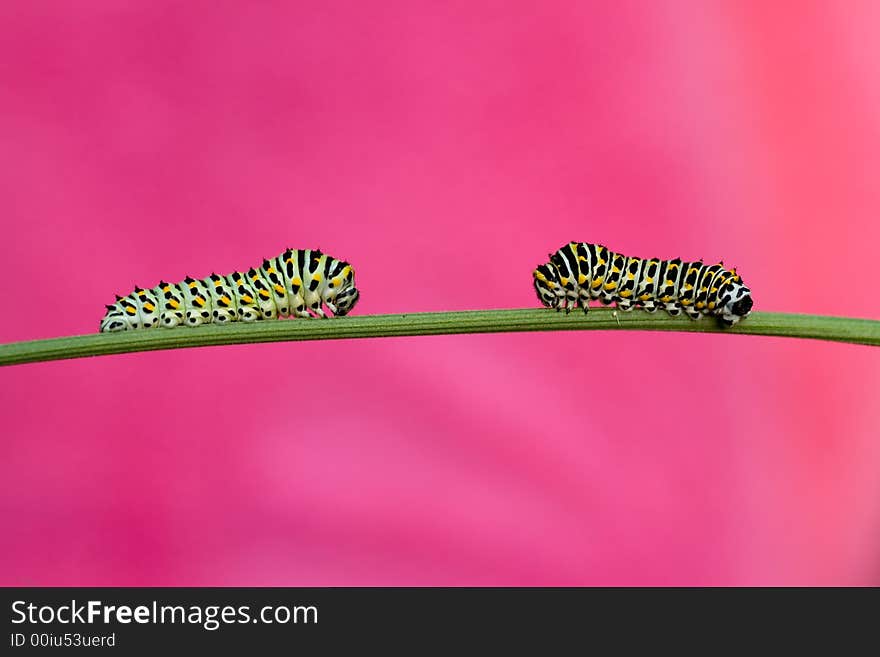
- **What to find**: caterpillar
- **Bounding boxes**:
[533,242,753,327]
[100,248,360,332]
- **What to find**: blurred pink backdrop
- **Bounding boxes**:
[1,0,879,586]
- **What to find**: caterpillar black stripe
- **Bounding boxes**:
[533,242,753,327]
[100,248,360,332]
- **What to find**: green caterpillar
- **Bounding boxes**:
[100,248,359,332]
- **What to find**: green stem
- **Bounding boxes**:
[1,309,878,367]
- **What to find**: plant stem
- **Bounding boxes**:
[1,309,878,367]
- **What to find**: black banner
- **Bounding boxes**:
[0,587,860,650]
[0,587,640,651]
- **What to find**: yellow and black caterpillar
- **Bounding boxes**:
[533,242,753,327]
[100,248,359,332]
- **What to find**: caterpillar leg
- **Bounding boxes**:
[186,309,211,326]
[682,306,702,320]
[161,311,185,327]
[211,309,236,325]
[292,304,311,319]
[100,314,129,332]
[238,307,262,322]
[577,289,591,313]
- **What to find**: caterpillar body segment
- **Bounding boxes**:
[533,242,753,327]
[100,248,360,333]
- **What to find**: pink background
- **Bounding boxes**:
[2,1,879,586]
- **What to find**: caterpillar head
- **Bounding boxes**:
[533,263,564,309]
[328,262,360,316]
[719,275,753,327]
[332,285,360,316]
